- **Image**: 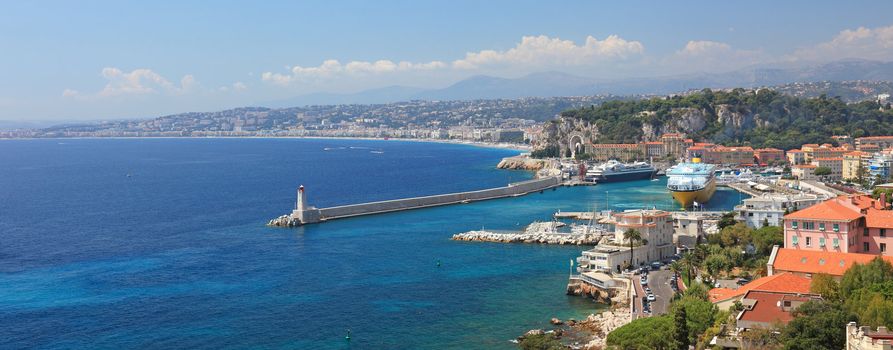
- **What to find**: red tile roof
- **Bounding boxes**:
[708,273,812,302]
[770,248,893,276]
[784,196,878,221]
[858,136,893,141]
[737,291,818,325]
[866,209,893,229]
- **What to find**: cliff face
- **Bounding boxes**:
[532,116,599,156]
[531,103,754,154]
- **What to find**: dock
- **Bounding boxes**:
[269,176,562,226]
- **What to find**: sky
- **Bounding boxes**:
[2,0,893,121]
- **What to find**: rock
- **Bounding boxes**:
[567,319,576,327]
[550,317,563,325]
[522,329,545,338]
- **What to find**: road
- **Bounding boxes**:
[632,268,676,318]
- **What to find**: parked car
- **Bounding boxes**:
[647,294,656,301]
[640,276,648,285]
[736,278,752,285]
[650,262,662,270]
[645,287,652,294]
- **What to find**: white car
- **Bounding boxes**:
[647,294,656,301]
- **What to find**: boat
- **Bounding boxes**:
[666,159,717,207]
[584,160,657,183]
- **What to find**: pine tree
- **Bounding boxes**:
[674,306,690,350]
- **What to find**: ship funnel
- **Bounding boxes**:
[692,157,702,163]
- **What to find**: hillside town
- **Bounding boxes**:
[523,132,893,349]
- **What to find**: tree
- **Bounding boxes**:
[624,228,646,269]
[673,306,690,350]
[781,301,856,350]
[739,327,782,350]
[840,257,893,299]
[718,212,737,230]
[606,315,674,349]
[809,273,840,302]
[749,226,784,257]
[814,166,832,177]
[671,295,718,346]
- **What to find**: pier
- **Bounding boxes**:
[269,176,562,226]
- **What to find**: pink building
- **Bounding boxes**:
[784,195,893,255]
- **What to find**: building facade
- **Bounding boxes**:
[812,157,843,180]
[847,322,893,350]
[577,209,676,273]
[783,195,893,255]
[857,136,893,151]
[736,193,826,228]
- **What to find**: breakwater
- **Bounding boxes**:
[269,176,562,226]
[451,230,602,245]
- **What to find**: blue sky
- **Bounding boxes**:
[3,0,893,121]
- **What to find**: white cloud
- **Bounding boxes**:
[452,35,644,69]
[664,40,765,73]
[262,34,642,86]
[218,81,248,92]
[790,24,893,61]
[63,68,199,99]
[262,58,448,86]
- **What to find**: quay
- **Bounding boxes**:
[269,176,562,226]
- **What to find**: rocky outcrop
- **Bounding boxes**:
[267,215,300,227]
[574,309,632,349]
[496,156,548,171]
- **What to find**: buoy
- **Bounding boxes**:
[436,259,442,268]
[345,329,351,341]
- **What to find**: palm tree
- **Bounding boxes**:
[680,252,694,286]
[624,228,647,270]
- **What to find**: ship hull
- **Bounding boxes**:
[670,178,717,208]
[590,170,656,183]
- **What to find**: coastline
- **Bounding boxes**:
[0,135,532,152]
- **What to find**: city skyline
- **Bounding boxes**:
[3,1,893,121]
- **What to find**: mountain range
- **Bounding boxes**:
[264,59,893,107]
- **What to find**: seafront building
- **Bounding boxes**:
[576,209,675,273]
[791,164,817,180]
[735,193,826,228]
[786,149,806,165]
[783,194,893,255]
[754,148,785,165]
[812,157,843,180]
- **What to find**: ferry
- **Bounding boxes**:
[666,159,717,207]
[585,160,657,183]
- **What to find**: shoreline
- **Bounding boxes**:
[0,135,532,152]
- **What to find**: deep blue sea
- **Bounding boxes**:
[0,138,744,349]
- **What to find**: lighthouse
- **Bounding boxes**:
[291,185,321,224]
[296,185,307,211]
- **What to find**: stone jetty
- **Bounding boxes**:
[268,214,300,227]
[452,222,604,245]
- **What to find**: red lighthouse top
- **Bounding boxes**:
[299,185,304,192]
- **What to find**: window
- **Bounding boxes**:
[833,238,840,248]
[833,224,840,232]
[792,221,798,229]
[819,223,826,231]
[865,242,871,252]
[883,243,888,253]
[865,228,870,237]
[792,236,799,245]
[882,229,887,237]
[748,213,754,217]
[819,237,826,247]
[806,237,812,246]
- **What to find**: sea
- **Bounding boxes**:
[0,138,745,349]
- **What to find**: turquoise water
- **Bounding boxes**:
[0,138,743,349]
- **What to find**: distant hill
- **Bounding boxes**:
[264,59,893,106]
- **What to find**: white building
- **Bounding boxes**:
[576,209,676,273]
[735,193,827,228]
[847,322,893,350]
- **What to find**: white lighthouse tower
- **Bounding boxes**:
[290,184,321,224]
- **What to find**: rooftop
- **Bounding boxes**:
[784,195,883,221]
[737,290,820,325]
[770,247,893,276]
[708,272,812,303]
